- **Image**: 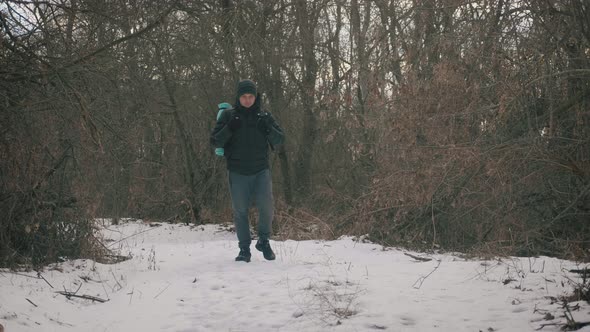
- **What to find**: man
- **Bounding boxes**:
[210,79,285,262]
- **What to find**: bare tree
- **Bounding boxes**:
[293,0,321,198]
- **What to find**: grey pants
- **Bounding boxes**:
[228,169,274,248]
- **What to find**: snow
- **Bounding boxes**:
[1,220,589,332]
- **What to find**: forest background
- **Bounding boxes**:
[1,0,589,267]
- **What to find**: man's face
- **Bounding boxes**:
[239,93,256,108]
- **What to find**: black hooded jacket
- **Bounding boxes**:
[210,94,285,175]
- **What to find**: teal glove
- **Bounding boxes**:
[215,103,233,157]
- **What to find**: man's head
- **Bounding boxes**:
[237,79,257,108]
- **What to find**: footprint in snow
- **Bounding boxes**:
[512,306,527,313]
[400,315,416,326]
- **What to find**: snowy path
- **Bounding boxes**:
[1,221,589,332]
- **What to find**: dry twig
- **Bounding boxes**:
[25,298,38,307]
[404,252,433,262]
[55,291,109,303]
[154,282,171,299]
[412,259,442,289]
[37,272,54,288]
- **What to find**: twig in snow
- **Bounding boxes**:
[72,283,83,295]
[61,283,82,297]
[564,301,578,328]
[26,298,38,307]
[37,272,54,289]
[55,291,109,303]
[154,282,171,299]
[47,316,75,327]
[3,271,42,279]
[100,272,111,301]
[412,259,442,289]
[128,287,134,305]
[111,271,123,291]
[107,226,159,248]
[534,322,561,330]
[404,252,433,262]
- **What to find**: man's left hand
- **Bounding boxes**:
[257,112,274,135]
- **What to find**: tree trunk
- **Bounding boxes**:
[221,0,239,83]
[293,0,319,199]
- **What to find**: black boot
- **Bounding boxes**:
[235,247,251,262]
[255,240,276,261]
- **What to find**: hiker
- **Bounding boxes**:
[210,79,285,262]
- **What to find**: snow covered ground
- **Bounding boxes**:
[1,220,589,332]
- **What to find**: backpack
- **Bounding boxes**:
[215,102,233,157]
